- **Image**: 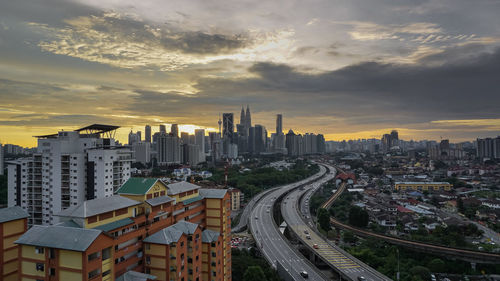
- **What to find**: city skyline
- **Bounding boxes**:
[1,0,500,146]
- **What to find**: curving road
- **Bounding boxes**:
[249,165,329,280]
[281,164,391,281]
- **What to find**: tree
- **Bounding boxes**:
[342,230,357,244]
[410,266,430,280]
[457,197,465,214]
[243,266,267,281]
[317,208,331,230]
[348,206,369,228]
[427,258,446,273]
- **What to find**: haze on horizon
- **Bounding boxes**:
[1,0,500,147]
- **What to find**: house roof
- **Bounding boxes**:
[56,195,141,218]
[16,226,102,251]
[0,206,29,223]
[146,195,175,207]
[202,229,220,243]
[116,177,159,195]
[93,217,135,232]
[182,195,203,205]
[167,181,200,195]
[199,189,227,199]
[143,221,199,245]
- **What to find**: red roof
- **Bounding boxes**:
[397,205,413,213]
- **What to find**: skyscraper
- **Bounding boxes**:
[245,105,252,131]
[276,114,283,134]
[0,143,3,175]
[159,124,166,134]
[145,125,151,142]
[171,123,179,137]
[195,129,206,162]
[157,132,181,165]
[222,113,234,143]
[240,106,246,128]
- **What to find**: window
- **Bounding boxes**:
[146,256,151,265]
[102,270,111,277]
[211,252,216,257]
[88,251,100,261]
[50,268,56,276]
[49,248,55,259]
[35,247,44,254]
[180,242,184,247]
[88,268,101,279]
[102,247,111,260]
[36,263,44,271]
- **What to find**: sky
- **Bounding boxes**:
[1,0,500,147]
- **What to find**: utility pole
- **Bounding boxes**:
[397,248,400,281]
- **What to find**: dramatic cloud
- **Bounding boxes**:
[1,0,500,145]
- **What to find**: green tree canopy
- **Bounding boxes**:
[243,266,267,281]
[317,208,331,231]
[348,206,369,228]
[427,258,446,273]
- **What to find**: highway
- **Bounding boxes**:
[249,165,329,280]
[232,186,280,233]
[281,164,392,281]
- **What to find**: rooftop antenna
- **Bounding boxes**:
[218,113,222,135]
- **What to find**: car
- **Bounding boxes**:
[306,235,311,239]
[266,210,270,213]
[357,277,366,281]
[313,244,319,249]
[304,230,309,234]
[300,271,309,278]
[430,274,437,281]
[255,216,258,219]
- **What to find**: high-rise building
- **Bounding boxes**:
[15,179,232,281]
[132,142,151,164]
[195,129,206,162]
[0,143,3,175]
[252,125,266,154]
[182,143,201,166]
[128,130,141,145]
[276,114,283,135]
[7,125,132,226]
[222,113,234,143]
[159,124,166,134]
[170,124,179,137]
[145,125,152,143]
[181,132,190,144]
[476,137,500,159]
[240,106,246,130]
[209,132,222,162]
[157,133,181,165]
[245,105,252,132]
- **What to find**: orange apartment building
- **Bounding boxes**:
[0,206,29,281]
[13,177,231,281]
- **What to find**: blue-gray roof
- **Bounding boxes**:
[15,226,102,251]
[202,229,220,243]
[116,271,157,281]
[56,195,141,218]
[199,189,227,199]
[182,195,203,205]
[143,221,199,245]
[167,181,200,195]
[146,195,175,207]
[55,219,82,228]
[0,206,29,223]
[93,217,135,232]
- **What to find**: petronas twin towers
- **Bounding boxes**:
[239,105,252,134]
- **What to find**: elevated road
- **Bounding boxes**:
[250,165,329,280]
[232,186,279,233]
[282,164,391,281]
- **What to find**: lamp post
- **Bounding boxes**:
[397,248,400,281]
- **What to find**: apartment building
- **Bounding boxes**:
[15,178,231,281]
[394,182,452,192]
[0,206,29,281]
[7,124,132,226]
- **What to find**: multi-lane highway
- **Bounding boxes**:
[249,165,329,280]
[281,164,392,281]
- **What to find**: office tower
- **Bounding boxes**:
[317,134,326,153]
[245,105,251,132]
[157,133,181,165]
[181,132,190,144]
[276,114,283,134]
[209,132,222,161]
[128,130,141,145]
[137,131,142,142]
[132,142,151,164]
[240,106,246,128]
[252,125,266,154]
[195,129,206,162]
[222,113,234,142]
[145,125,151,143]
[390,130,399,146]
[182,143,201,165]
[159,124,166,134]
[15,180,232,281]
[189,134,196,145]
[170,124,179,137]
[0,143,3,175]
[7,125,132,226]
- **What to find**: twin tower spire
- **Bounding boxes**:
[239,105,251,130]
